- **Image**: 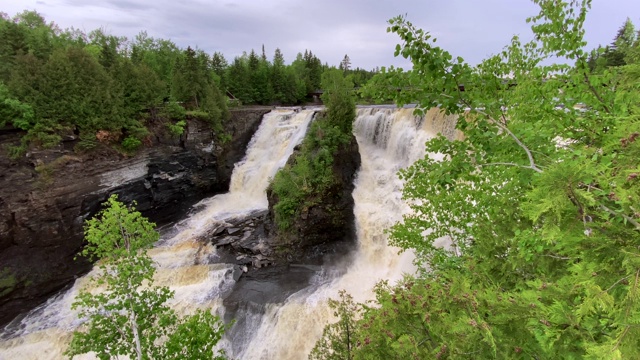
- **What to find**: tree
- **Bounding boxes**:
[261,43,267,61]
[271,48,285,100]
[66,195,226,360]
[12,10,56,60]
[305,50,323,92]
[590,18,638,70]
[130,34,181,88]
[226,55,252,103]
[339,54,351,73]
[37,46,121,139]
[112,58,165,121]
[247,49,272,104]
[171,46,203,108]
[624,23,640,65]
[211,51,228,87]
[321,68,355,135]
[309,291,360,360]
[612,18,636,54]
[315,0,640,358]
[0,81,34,129]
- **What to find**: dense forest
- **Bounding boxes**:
[0,10,375,158]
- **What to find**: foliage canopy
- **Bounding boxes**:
[313,1,640,359]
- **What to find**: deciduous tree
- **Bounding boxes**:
[66,195,226,360]
[314,0,640,358]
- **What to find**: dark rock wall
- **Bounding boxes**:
[0,107,269,327]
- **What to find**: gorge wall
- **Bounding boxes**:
[0,108,269,327]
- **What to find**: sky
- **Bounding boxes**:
[1,0,639,70]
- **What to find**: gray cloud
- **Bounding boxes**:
[3,0,640,69]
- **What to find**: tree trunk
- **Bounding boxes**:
[127,289,143,360]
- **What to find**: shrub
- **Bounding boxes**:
[161,101,186,120]
[121,136,142,153]
[167,120,187,136]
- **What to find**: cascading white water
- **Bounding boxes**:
[0,107,459,360]
[0,108,316,360]
[228,107,460,359]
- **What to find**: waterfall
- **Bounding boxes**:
[227,107,459,359]
[0,107,460,360]
[0,108,315,359]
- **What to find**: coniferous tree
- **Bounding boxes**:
[305,50,323,92]
[113,58,165,121]
[271,48,287,103]
[226,55,251,103]
[13,10,56,60]
[38,47,120,139]
[171,46,204,108]
[339,54,351,73]
[243,49,271,104]
[211,51,228,87]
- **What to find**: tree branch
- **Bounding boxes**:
[599,205,640,231]
[612,270,639,352]
[541,254,572,260]
[473,108,543,173]
[478,162,541,172]
[603,275,633,295]
[439,93,543,174]
[582,71,611,114]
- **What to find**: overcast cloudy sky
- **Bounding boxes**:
[2,0,639,69]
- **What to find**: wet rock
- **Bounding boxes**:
[217,236,238,246]
[232,265,244,281]
[290,264,322,272]
[204,210,279,270]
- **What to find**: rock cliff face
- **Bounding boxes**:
[0,108,269,327]
[266,135,361,263]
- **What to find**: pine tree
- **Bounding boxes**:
[271,48,288,103]
[211,51,228,87]
[226,56,251,103]
[339,54,351,73]
[247,49,272,104]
